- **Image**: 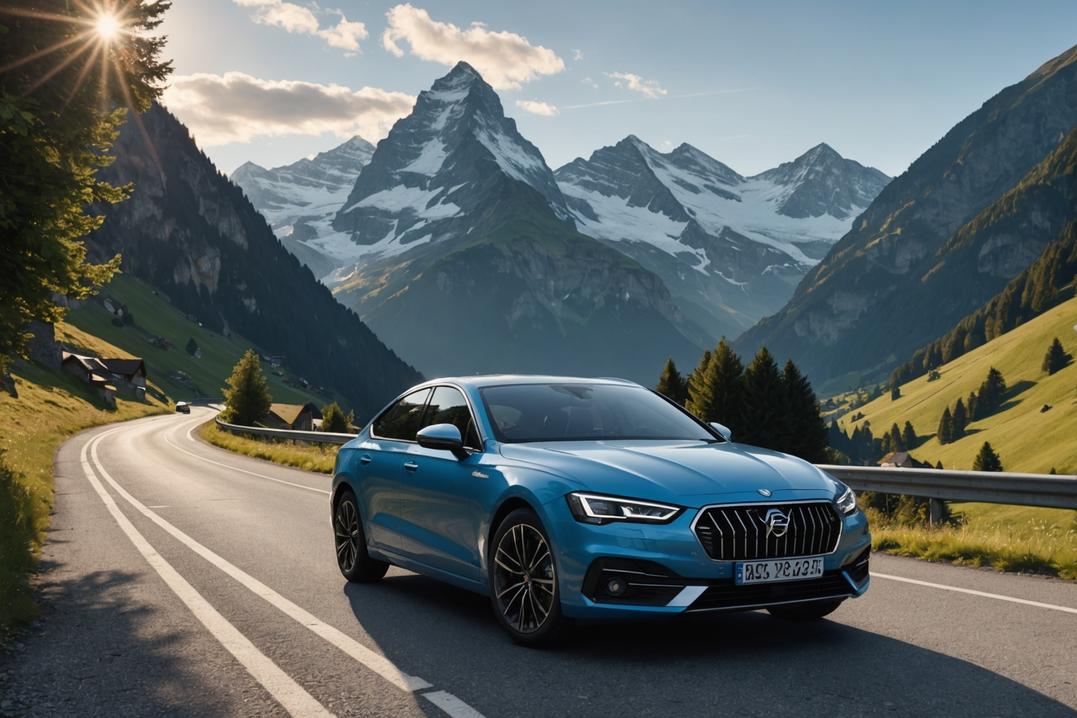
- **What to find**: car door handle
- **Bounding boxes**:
[403,461,419,472]
[359,454,372,465]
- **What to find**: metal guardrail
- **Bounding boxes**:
[214,418,355,446]
[211,419,1077,510]
[819,465,1077,510]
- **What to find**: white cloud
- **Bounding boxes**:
[515,99,558,117]
[233,0,368,53]
[572,48,584,61]
[606,71,667,98]
[162,72,415,145]
[581,76,599,89]
[381,4,564,90]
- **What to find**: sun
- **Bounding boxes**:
[94,12,121,42]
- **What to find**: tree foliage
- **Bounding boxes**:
[0,1,173,365]
[1042,337,1073,375]
[655,358,687,405]
[972,441,1003,472]
[222,350,271,426]
[321,402,354,433]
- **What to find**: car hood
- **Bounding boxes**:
[499,440,838,506]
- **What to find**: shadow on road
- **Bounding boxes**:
[344,571,1075,717]
[0,564,262,717]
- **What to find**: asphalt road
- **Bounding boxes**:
[2,407,1075,717]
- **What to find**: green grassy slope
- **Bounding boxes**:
[1,328,168,631]
[65,274,327,407]
[841,297,1077,473]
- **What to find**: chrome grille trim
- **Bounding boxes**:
[691,500,842,561]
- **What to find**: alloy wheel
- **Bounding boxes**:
[334,497,360,574]
[492,523,556,634]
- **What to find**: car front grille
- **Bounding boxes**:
[694,501,842,561]
[686,572,854,612]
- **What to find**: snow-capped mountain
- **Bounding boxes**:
[555,137,889,338]
[231,135,375,277]
[325,62,702,383]
[330,61,569,255]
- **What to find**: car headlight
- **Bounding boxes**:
[834,481,857,515]
[566,492,681,525]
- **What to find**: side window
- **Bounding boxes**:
[372,388,430,441]
[424,386,481,449]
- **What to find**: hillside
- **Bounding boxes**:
[738,44,1077,392]
[86,105,422,417]
[64,274,328,408]
[841,297,1077,473]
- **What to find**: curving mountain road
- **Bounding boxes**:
[2,407,1075,717]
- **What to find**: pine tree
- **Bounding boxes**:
[738,347,785,450]
[937,407,954,444]
[685,350,713,420]
[972,441,1003,472]
[888,423,904,452]
[935,460,944,470]
[1042,337,1072,375]
[974,367,1007,418]
[708,340,746,431]
[222,350,272,425]
[656,358,688,405]
[890,383,901,400]
[902,421,917,450]
[0,1,172,367]
[780,360,828,463]
[321,402,354,433]
[966,391,979,424]
[952,398,967,438]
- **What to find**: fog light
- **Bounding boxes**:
[606,577,627,596]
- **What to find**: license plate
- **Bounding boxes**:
[735,557,825,585]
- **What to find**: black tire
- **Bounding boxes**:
[767,598,844,620]
[489,508,563,646]
[333,489,389,582]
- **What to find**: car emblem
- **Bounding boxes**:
[757,488,772,497]
[760,508,790,538]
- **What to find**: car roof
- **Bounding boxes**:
[416,375,642,391]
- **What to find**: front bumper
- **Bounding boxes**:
[543,496,871,620]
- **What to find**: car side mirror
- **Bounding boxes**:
[416,423,467,458]
[709,422,733,441]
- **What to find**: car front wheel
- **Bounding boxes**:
[334,489,389,582]
[489,508,563,646]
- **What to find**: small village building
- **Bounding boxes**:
[264,402,322,431]
[61,352,118,407]
[879,451,919,468]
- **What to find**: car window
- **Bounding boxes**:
[372,388,431,441]
[423,386,482,449]
[480,383,718,443]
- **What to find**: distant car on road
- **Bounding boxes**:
[330,376,870,645]
[175,401,191,414]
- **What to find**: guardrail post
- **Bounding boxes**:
[928,498,944,527]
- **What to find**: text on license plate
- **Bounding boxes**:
[735,557,824,585]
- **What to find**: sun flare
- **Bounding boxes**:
[94,12,120,41]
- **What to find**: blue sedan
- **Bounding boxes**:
[331,376,870,645]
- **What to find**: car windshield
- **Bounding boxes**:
[479,383,720,443]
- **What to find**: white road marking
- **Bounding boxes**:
[422,691,489,718]
[87,428,430,693]
[873,572,1077,615]
[79,434,334,718]
[152,419,331,496]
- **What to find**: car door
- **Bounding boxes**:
[396,385,491,582]
[362,387,431,553]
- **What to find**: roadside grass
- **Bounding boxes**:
[867,502,1077,580]
[0,341,167,632]
[198,422,338,475]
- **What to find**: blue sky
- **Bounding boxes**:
[160,1,1077,177]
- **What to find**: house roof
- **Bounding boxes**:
[879,451,911,466]
[62,351,110,375]
[102,358,146,377]
[268,402,321,425]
